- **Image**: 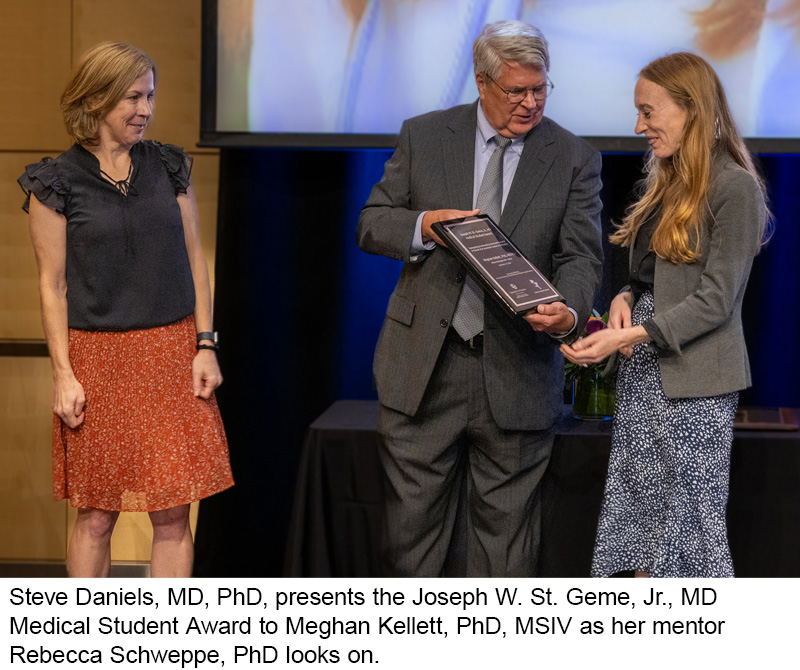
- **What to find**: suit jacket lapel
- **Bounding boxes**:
[441,102,478,210]
[500,117,557,237]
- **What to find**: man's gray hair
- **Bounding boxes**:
[473,20,550,78]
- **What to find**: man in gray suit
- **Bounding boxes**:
[356,20,603,577]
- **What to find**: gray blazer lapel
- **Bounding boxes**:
[500,118,557,237]
[441,102,478,210]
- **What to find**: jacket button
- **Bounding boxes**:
[440,319,449,328]
[456,272,464,283]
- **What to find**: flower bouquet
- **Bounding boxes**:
[565,310,616,420]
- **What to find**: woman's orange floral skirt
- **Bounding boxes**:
[54,316,234,512]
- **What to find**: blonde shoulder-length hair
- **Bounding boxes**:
[610,52,768,263]
[61,42,158,146]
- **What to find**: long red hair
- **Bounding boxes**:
[610,53,769,263]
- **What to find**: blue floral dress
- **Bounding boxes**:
[591,291,737,578]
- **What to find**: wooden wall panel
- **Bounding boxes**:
[0,153,48,340]
[0,0,72,151]
[0,357,66,560]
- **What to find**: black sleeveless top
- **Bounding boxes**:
[19,140,196,331]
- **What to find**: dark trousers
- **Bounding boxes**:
[378,338,554,577]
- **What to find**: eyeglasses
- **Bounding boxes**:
[484,73,554,103]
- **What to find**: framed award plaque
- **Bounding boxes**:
[432,214,562,318]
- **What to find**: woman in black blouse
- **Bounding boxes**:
[561,53,768,577]
[20,42,233,577]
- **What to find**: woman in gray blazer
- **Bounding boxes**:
[561,52,769,577]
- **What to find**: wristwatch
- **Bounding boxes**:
[196,331,219,351]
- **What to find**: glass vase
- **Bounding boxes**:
[572,372,615,421]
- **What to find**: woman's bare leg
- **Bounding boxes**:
[149,504,193,578]
[67,507,120,577]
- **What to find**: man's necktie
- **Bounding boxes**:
[451,134,512,340]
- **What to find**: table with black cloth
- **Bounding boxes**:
[285,401,800,577]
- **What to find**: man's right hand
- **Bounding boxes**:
[421,209,480,246]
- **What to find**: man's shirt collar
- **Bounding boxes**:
[476,102,525,156]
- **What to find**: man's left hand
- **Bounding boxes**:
[523,302,575,334]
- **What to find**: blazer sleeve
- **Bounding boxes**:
[356,120,426,263]
[648,166,766,354]
[550,147,604,337]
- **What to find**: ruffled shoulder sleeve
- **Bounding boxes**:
[18,157,69,214]
[156,142,193,195]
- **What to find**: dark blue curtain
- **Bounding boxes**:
[193,148,799,576]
